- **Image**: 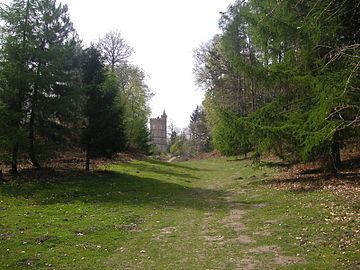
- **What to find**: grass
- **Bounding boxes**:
[0,157,358,269]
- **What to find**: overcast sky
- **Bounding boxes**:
[3,0,234,128]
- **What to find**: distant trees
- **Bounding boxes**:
[167,122,177,151]
[97,31,134,71]
[195,0,360,172]
[169,131,189,156]
[97,31,152,153]
[0,1,152,173]
[188,106,211,154]
[167,107,212,157]
[116,64,152,152]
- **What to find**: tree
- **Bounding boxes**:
[167,121,178,152]
[26,0,79,168]
[0,0,81,171]
[81,47,126,171]
[169,131,190,156]
[0,0,32,173]
[188,105,211,154]
[203,95,252,157]
[116,64,152,152]
[195,0,359,172]
[97,30,133,71]
[97,32,151,153]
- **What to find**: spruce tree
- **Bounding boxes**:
[81,47,126,171]
[0,0,80,170]
[0,0,32,173]
[195,0,359,171]
[189,106,211,154]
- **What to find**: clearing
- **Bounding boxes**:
[0,157,359,269]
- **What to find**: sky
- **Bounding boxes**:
[3,0,234,129]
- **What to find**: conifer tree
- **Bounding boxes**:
[195,0,359,172]
[0,0,80,170]
[189,106,211,154]
[0,0,32,173]
[81,47,126,171]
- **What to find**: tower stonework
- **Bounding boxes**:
[150,110,167,152]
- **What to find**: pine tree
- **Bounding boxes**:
[189,106,211,154]
[0,0,32,173]
[0,0,80,171]
[81,47,126,171]
[195,0,359,171]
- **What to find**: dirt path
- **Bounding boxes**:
[223,189,301,269]
[195,174,303,270]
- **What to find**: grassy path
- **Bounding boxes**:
[0,157,358,269]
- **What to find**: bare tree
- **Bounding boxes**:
[97,31,134,71]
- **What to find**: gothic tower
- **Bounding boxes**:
[150,110,167,152]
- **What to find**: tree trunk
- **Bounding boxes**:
[325,140,341,174]
[251,77,255,112]
[28,64,41,169]
[85,150,90,171]
[28,101,40,169]
[248,38,256,112]
[331,140,341,172]
[9,0,30,175]
[10,143,19,174]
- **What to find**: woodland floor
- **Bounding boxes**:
[0,155,359,269]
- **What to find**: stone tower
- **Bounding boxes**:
[150,110,167,152]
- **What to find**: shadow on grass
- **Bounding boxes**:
[119,161,201,180]
[145,158,213,172]
[226,157,248,162]
[0,170,228,211]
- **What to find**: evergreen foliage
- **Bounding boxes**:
[188,105,211,154]
[195,0,360,172]
[81,47,126,171]
[0,0,152,173]
[0,0,81,171]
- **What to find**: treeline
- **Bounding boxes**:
[168,105,212,156]
[0,0,152,173]
[194,0,359,172]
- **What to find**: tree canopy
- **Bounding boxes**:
[0,0,152,172]
[194,0,360,172]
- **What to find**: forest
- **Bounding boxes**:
[0,0,359,269]
[0,0,152,173]
[0,0,359,173]
[190,0,360,172]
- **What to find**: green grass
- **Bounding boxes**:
[0,157,358,269]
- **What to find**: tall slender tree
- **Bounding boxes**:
[188,106,211,154]
[81,47,126,171]
[0,0,34,173]
[0,0,80,171]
